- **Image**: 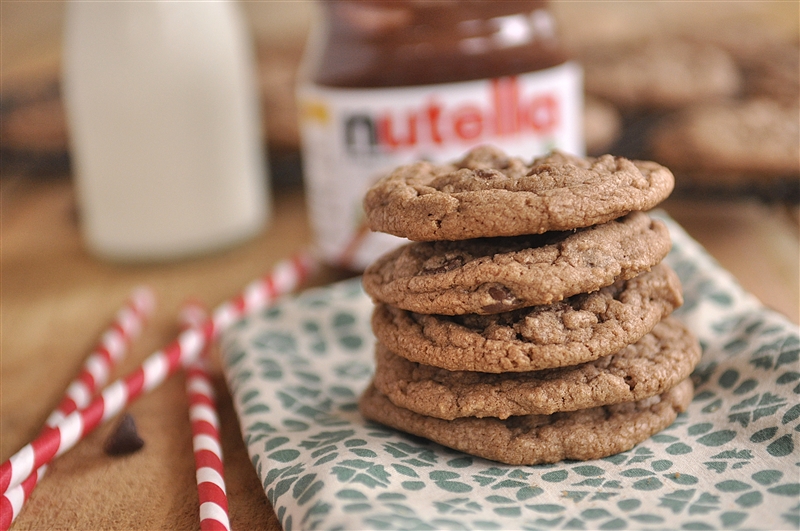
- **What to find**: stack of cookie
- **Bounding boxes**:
[357,146,701,465]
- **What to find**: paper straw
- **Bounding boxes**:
[0,466,44,531]
[47,286,156,426]
[180,301,232,531]
[186,364,230,531]
[0,286,156,531]
[0,252,317,497]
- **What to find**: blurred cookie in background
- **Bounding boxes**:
[0,69,71,176]
[577,23,799,202]
[581,38,742,111]
[583,96,622,156]
[1,88,66,153]
[698,23,799,105]
[740,41,800,105]
[257,45,302,153]
[649,99,799,198]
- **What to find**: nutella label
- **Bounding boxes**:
[298,61,584,270]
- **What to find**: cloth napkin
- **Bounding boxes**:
[222,213,800,531]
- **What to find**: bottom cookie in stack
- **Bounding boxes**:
[359,378,694,466]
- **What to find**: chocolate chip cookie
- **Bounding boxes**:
[363,146,675,241]
[372,317,700,420]
[363,211,671,315]
[371,263,682,372]
[359,378,693,465]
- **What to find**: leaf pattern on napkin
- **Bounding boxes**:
[223,213,800,531]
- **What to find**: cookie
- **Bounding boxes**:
[582,38,742,109]
[373,316,700,420]
[700,26,799,105]
[740,42,799,105]
[584,95,622,156]
[371,263,682,372]
[649,99,800,179]
[363,146,675,241]
[359,378,693,465]
[362,211,672,315]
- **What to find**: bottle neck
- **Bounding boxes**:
[311,0,568,88]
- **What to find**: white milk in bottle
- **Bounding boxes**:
[62,0,270,261]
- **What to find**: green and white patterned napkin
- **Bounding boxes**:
[222,213,800,531]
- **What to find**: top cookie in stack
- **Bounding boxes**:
[358,146,701,466]
[363,147,674,242]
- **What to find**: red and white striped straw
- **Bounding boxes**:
[186,361,231,531]
[0,286,155,531]
[0,466,45,531]
[0,252,317,498]
[181,301,231,531]
[47,286,156,426]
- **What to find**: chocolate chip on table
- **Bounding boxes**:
[104,413,145,456]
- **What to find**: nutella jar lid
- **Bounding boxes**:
[311,0,568,88]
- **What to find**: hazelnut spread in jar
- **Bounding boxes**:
[298,0,584,270]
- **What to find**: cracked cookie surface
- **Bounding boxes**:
[363,146,674,241]
[371,264,683,372]
[359,378,693,465]
[372,317,700,419]
[362,211,671,315]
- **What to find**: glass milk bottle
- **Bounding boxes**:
[62,0,270,261]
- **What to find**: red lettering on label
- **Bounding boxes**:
[377,113,418,148]
[492,77,521,137]
[425,100,444,145]
[348,75,563,153]
[453,105,484,141]
[492,78,505,137]
[522,95,559,133]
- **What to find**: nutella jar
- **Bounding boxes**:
[298,0,583,270]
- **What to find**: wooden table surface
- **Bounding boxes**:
[3,168,798,530]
